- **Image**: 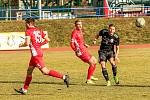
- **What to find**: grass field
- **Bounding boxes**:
[0,48,150,100]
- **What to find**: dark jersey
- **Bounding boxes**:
[99,29,119,51]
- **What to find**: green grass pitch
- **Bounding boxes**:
[0,48,150,100]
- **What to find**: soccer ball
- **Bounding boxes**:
[135,18,145,27]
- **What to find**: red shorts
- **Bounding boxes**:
[29,56,45,69]
[78,51,92,63]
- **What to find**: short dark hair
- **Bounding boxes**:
[75,20,82,25]
[109,24,115,28]
[25,18,35,24]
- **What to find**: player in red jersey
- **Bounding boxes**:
[14,18,69,95]
[70,20,98,84]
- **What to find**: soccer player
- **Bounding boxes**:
[70,20,98,84]
[14,18,69,94]
[93,24,120,86]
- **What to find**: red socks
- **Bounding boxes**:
[48,70,64,79]
[23,70,64,90]
[87,64,96,80]
[23,75,32,90]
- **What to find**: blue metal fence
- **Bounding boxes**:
[0,6,150,20]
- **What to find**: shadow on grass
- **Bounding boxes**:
[94,84,150,87]
[0,93,54,95]
[1,80,150,88]
[114,84,150,87]
[0,80,77,86]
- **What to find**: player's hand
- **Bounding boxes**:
[115,57,120,63]
[19,43,24,48]
[19,42,28,47]
[84,44,90,48]
[93,39,97,44]
[93,40,96,44]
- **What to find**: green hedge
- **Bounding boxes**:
[0,17,149,47]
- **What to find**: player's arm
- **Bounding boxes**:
[84,43,90,48]
[70,32,81,56]
[93,33,99,44]
[70,39,81,56]
[70,32,77,51]
[19,36,30,47]
[115,45,120,62]
[115,35,120,62]
[93,29,106,44]
[41,34,50,46]
[115,45,119,58]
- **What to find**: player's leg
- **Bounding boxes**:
[86,56,98,84]
[88,56,98,81]
[23,66,35,91]
[37,57,66,79]
[109,57,117,76]
[40,67,69,87]
[37,55,69,87]
[109,57,119,84]
[40,67,64,79]
[14,65,35,94]
[99,51,110,86]
[100,61,111,86]
[79,52,98,84]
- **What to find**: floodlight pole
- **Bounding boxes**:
[8,0,11,20]
[38,0,42,19]
[4,0,9,20]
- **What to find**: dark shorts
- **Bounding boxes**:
[78,51,92,63]
[29,56,45,69]
[98,50,115,62]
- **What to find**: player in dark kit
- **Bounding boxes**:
[93,24,120,86]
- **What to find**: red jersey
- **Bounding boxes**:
[70,29,87,53]
[26,27,46,57]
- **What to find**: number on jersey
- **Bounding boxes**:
[33,31,42,43]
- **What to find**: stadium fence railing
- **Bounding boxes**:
[0,6,150,20]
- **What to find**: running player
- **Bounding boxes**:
[93,24,120,86]
[70,20,98,84]
[14,18,69,94]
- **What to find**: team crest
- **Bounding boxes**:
[110,39,114,43]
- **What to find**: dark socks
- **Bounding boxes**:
[102,68,109,81]
[112,65,117,76]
